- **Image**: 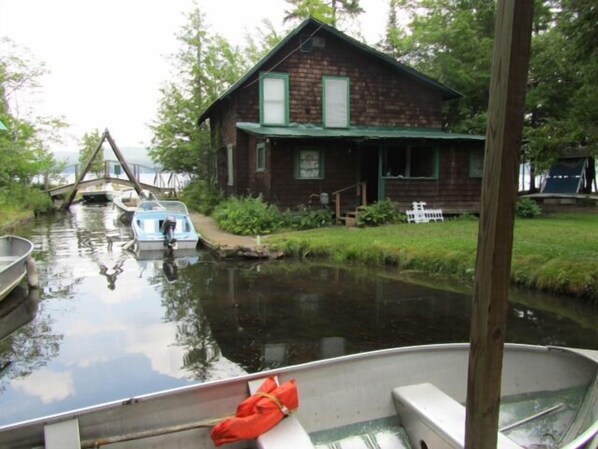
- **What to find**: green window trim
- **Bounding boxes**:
[256,142,266,172]
[382,145,439,180]
[322,76,350,128]
[259,72,290,126]
[294,148,325,180]
[469,148,484,178]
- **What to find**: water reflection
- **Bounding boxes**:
[0,286,61,395]
[0,204,596,427]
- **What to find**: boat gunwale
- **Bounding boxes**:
[0,342,595,434]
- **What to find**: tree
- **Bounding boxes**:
[0,38,62,212]
[380,0,402,59]
[523,0,598,189]
[283,0,364,27]
[78,129,104,177]
[243,19,284,65]
[384,0,496,133]
[149,3,246,180]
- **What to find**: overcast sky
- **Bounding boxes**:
[0,0,390,151]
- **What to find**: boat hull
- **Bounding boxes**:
[81,190,114,203]
[0,343,595,448]
[0,236,34,302]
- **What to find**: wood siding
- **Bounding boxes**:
[219,22,444,128]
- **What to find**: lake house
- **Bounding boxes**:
[199,18,485,220]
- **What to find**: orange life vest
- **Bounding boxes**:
[210,376,299,446]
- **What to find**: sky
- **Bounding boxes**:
[0,0,391,152]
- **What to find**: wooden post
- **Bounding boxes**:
[63,132,107,209]
[103,130,145,196]
[464,1,533,449]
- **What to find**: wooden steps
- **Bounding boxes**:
[337,208,363,227]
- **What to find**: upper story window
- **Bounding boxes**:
[260,72,289,126]
[323,76,350,128]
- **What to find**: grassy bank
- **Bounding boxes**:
[0,207,32,232]
[268,213,598,302]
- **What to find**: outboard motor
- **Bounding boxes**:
[161,216,177,250]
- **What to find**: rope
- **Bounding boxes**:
[256,391,293,416]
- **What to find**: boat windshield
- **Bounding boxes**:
[136,200,189,214]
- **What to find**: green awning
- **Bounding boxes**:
[237,122,485,141]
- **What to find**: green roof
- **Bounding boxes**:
[237,122,485,141]
[199,18,461,124]
[0,120,8,131]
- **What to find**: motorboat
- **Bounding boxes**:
[0,235,35,302]
[113,189,157,220]
[131,200,200,252]
[80,183,115,204]
[0,343,595,449]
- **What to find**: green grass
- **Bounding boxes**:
[268,213,598,302]
[0,206,32,232]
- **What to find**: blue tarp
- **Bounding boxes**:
[542,157,587,193]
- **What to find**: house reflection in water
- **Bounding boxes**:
[197,261,470,373]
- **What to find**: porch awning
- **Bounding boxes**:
[236,122,485,141]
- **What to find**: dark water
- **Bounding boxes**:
[0,205,597,426]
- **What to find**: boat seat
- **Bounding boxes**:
[44,418,81,449]
[392,383,523,449]
[248,377,315,449]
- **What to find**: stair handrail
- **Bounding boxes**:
[331,182,367,223]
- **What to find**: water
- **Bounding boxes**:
[0,205,597,426]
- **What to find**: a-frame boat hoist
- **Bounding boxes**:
[63,129,146,210]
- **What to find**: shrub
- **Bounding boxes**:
[516,197,542,218]
[212,195,284,235]
[0,185,53,215]
[179,179,223,215]
[282,207,334,230]
[357,199,399,227]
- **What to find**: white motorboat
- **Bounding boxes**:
[131,200,200,252]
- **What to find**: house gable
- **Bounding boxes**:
[199,17,461,129]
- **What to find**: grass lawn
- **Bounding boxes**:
[268,213,598,302]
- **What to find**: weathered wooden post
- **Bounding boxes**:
[464,1,534,448]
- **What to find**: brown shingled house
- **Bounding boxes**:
[199,18,485,221]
